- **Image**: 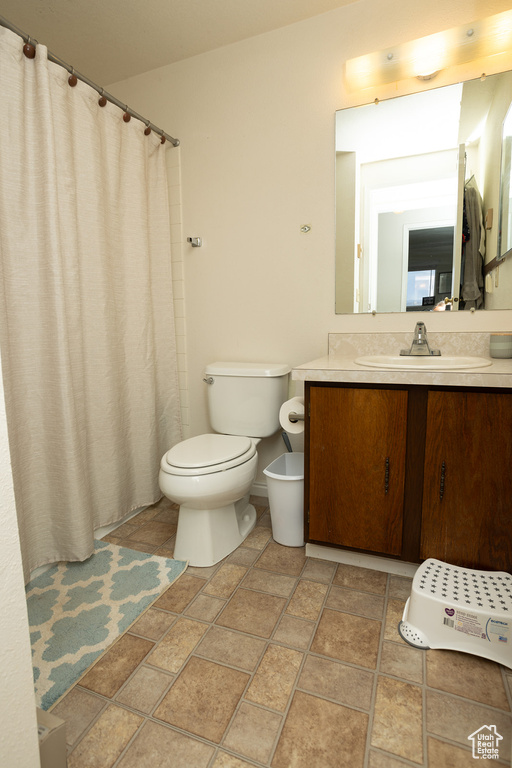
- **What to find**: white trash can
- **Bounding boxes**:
[263,453,304,547]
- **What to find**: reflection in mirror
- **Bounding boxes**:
[498,103,512,262]
[335,70,512,313]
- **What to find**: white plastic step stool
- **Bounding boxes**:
[398,558,512,668]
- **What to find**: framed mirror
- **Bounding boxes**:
[335,70,512,313]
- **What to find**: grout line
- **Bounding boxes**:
[213,544,311,766]
[422,647,428,767]
[363,572,389,768]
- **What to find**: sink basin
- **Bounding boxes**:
[355,355,492,371]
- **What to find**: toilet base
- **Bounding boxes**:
[173,494,257,567]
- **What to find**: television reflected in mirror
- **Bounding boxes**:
[335,70,512,313]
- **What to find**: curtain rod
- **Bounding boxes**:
[0,15,179,147]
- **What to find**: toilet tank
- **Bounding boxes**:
[204,362,290,438]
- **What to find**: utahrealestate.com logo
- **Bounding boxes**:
[468,725,503,760]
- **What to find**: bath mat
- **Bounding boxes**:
[26,539,188,710]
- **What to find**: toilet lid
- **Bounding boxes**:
[164,434,254,470]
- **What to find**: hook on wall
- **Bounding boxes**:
[187,237,202,247]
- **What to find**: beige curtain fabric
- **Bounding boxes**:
[0,27,182,581]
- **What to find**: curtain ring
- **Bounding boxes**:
[98,88,107,107]
[144,121,151,136]
[23,37,36,59]
[68,67,78,87]
[123,111,131,123]
[160,135,166,144]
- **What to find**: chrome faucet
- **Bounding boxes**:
[400,322,441,356]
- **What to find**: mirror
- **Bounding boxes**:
[498,102,512,263]
[336,70,512,313]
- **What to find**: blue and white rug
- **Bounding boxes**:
[26,539,187,710]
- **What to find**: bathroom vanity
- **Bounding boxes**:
[293,333,512,572]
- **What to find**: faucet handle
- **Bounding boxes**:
[414,321,427,341]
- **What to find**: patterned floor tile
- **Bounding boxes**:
[79,634,154,698]
[426,690,511,763]
[426,649,510,710]
[115,665,173,713]
[285,579,328,621]
[245,643,303,711]
[126,521,177,546]
[379,641,423,684]
[223,702,282,763]
[129,607,176,640]
[333,563,388,595]
[203,563,248,598]
[326,584,385,619]
[298,654,374,710]
[153,573,205,613]
[67,704,143,768]
[273,614,316,649]
[196,625,266,671]
[53,496,512,768]
[371,676,423,763]
[51,687,105,747]
[147,616,207,673]
[255,541,307,576]
[311,607,381,668]
[241,567,297,597]
[216,588,286,638]
[272,691,368,768]
[116,720,214,768]
[154,656,249,743]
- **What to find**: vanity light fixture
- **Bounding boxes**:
[345,9,512,89]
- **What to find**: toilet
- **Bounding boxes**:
[159,361,290,566]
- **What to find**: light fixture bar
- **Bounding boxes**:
[346,9,512,89]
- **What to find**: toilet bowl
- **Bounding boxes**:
[159,434,259,567]
[158,361,290,567]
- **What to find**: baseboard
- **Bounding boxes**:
[305,544,419,578]
[94,505,148,540]
[250,481,268,499]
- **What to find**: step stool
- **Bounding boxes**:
[398,558,512,668]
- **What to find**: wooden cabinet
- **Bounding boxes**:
[306,383,512,571]
[307,385,408,556]
[421,390,512,570]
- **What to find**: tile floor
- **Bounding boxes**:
[50,496,512,767]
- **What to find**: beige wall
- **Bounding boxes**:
[109,0,512,481]
[0,354,40,767]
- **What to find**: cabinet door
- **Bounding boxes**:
[421,390,512,570]
[308,386,407,556]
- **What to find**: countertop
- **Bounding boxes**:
[292,332,512,388]
[292,354,512,387]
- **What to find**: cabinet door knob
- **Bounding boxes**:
[439,461,446,501]
[385,457,390,495]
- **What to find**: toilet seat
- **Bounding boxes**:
[161,434,256,477]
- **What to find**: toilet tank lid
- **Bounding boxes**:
[205,362,290,377]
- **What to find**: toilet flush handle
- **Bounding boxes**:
[203,376,214,385]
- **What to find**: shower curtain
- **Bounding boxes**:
[0,27,182,581]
